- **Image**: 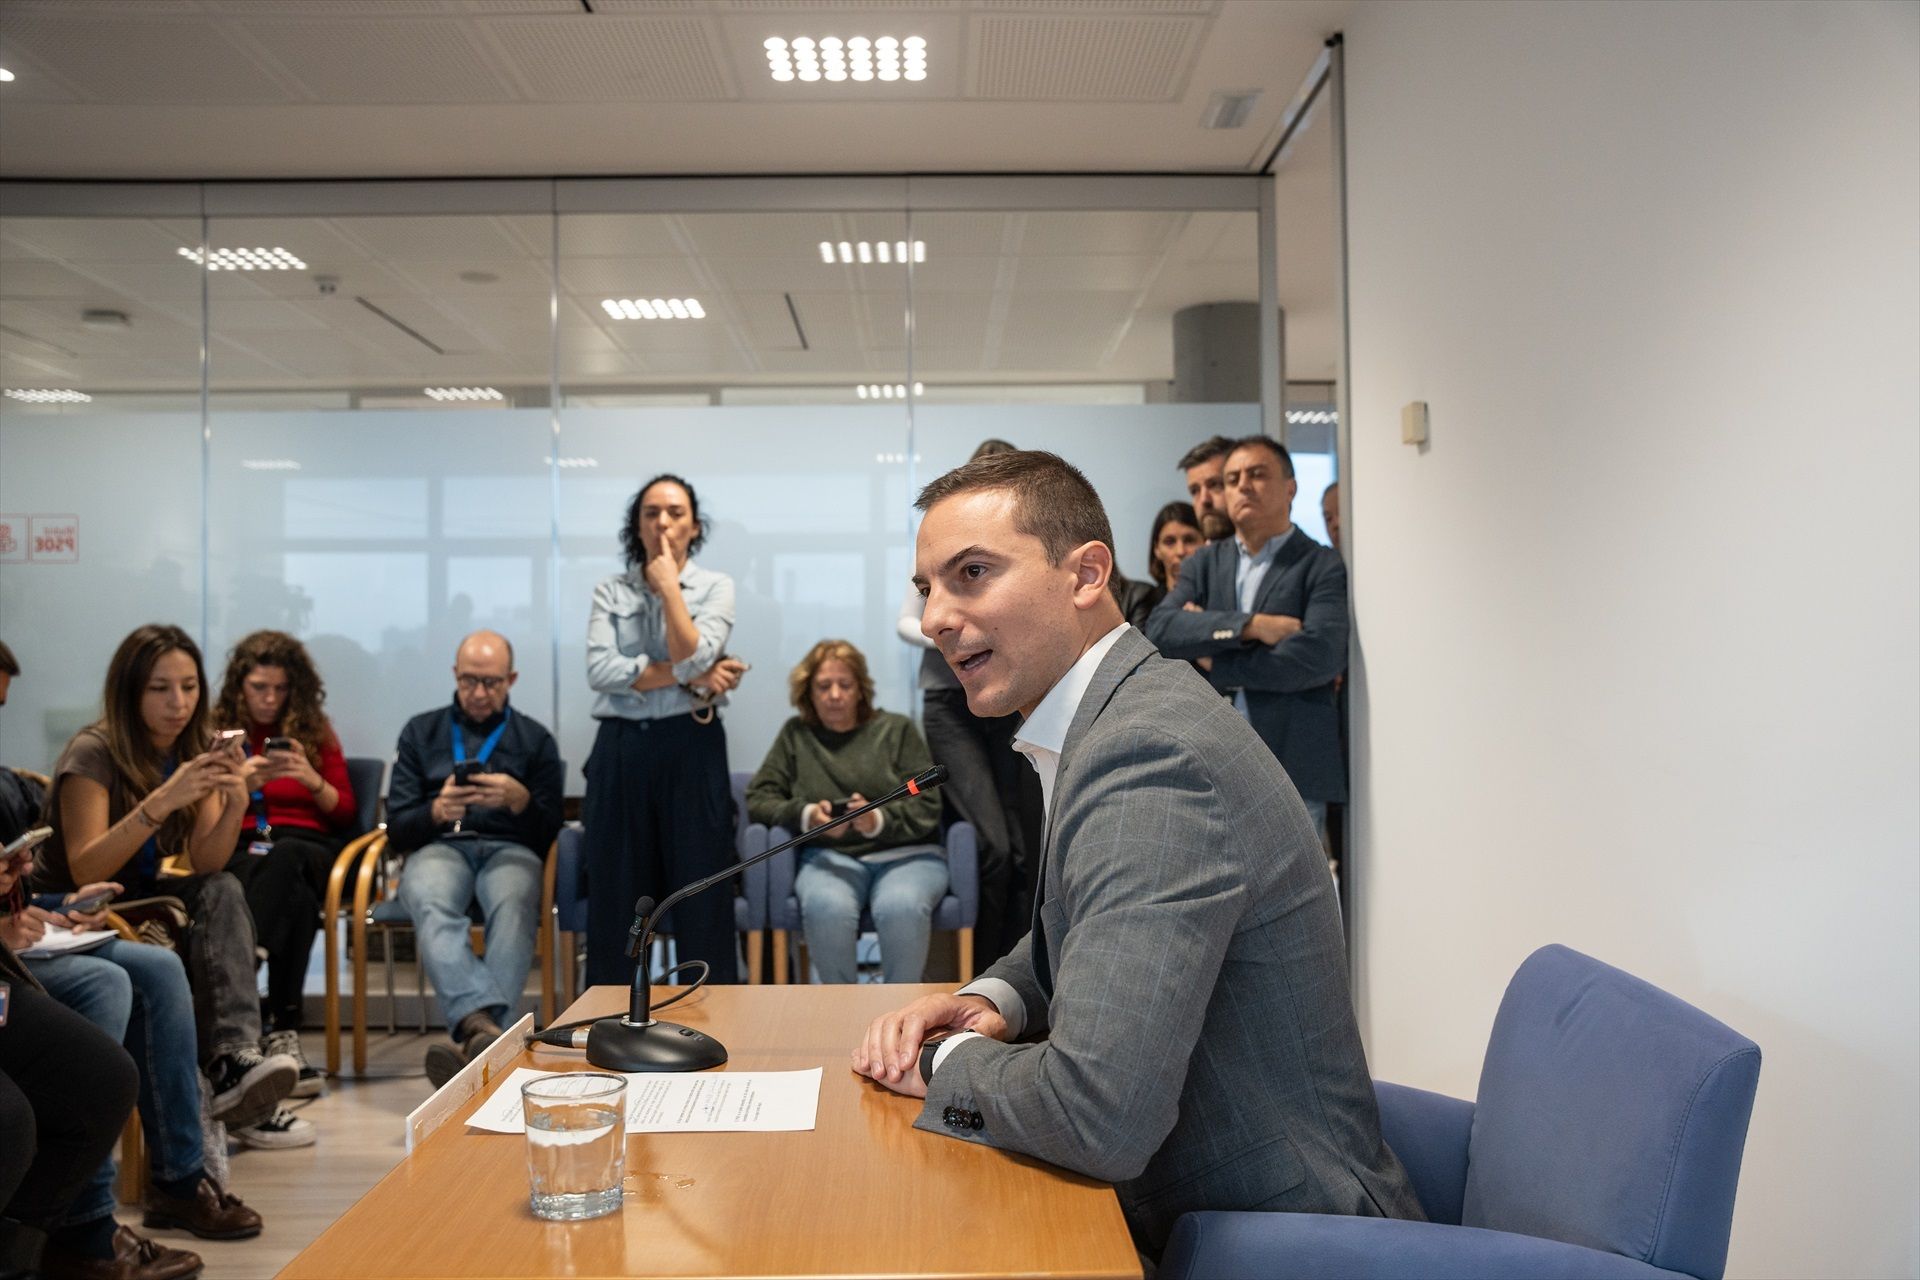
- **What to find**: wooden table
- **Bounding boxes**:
[279,983,1141,1279]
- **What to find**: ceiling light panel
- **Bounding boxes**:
[179,246,308,271]
[820,241,926,266]
[423,386,503,401]
[601,298,706,320]
[854,383,924,400]
[766,33,926,84]
[4,388,91,404]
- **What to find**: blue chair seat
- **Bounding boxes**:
[765,819,978,982]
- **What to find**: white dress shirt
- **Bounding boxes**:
[931,621,1129,1074]
[1230,525,1294,718]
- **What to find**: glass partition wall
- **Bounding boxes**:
[0,177,1276,785]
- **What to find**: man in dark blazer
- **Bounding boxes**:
[851,450,1419,1258]
[1146,435,1348,835]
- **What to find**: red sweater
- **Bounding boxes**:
[244,724,357,833]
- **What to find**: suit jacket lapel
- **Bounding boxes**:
[1252,528,1313,613]
[1029,626,1157,999]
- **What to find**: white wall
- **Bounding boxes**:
[1341,3,1919,1277]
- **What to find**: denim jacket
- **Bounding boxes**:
[585,561,736,721]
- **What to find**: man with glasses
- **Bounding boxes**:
[388,631,564,1086]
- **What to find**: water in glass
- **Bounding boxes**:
[522,1073,626,1221]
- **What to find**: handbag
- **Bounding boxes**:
[108,895,191,951]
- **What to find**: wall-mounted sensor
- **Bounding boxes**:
[1402,401,1429,446]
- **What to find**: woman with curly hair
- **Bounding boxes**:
[210,630,355,1120]
[582,475,747,986]
[747,640,944,983]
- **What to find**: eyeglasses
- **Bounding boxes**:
[455,674,509,692]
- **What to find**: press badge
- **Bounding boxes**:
[248,839,273,856]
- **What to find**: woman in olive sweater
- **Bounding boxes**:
[747,640,946,983]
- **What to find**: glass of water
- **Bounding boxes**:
[522,1072,627,1221]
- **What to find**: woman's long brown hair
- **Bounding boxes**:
[98,623,210,857]
[211,629,337,766]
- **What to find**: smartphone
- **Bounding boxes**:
[264,736,296,754]
[825,799,851,819]
[2,826,52,859]
[64,888,116,915]
[452,761,480,787]
[214,728,247,755]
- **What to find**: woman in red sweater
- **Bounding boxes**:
[212,631,356,1112]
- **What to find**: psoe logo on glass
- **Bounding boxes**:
[27,515,78,563]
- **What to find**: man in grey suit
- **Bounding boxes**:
[852,450,1420,1258]
[1145,435,1349,837]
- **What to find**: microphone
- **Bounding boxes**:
[573,765,950,1072]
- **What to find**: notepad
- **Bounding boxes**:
[17,926,116,959]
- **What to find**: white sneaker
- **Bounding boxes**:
[231,1105,316,1149]
[263,1029,325,1099]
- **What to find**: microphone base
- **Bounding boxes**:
[584,1017,728,1073]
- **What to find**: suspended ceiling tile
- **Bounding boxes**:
[387,258,555,297]
[558,258,708,298]
[0,10,299,104]
[966,11,1208,102]
[1016,210,1185,254]
[231,16,519,104]
[478,13,735,103]
[559,215,689,258]
[327,215,541,262]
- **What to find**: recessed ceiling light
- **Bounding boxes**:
[0,69,15,83]
[819,241,926,266]
[178,246,307,271]
[601,297,706,320]
[855,383,924,399]
[240,458,302,471]
[4,388,91,404]
[423,386,503,401]
[1199,89,1264,130]
[1285,408,1338,425]
[556,456,599,469]
[767,34,926,84]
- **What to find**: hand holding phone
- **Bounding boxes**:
[1,826,52,859]
[264,736,296,754]
[64,888,117,915]
[825,799,851,819]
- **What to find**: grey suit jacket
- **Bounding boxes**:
[1144,530,1349,802]
[915,627,1420,1255]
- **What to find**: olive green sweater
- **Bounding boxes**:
[746,711,942,858]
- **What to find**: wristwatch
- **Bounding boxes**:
[919,1038,943,1086]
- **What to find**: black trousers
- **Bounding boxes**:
[226,827,349,1030]
[0,978,138,1237]
[580,715,739,987]
[920,688,1046,969]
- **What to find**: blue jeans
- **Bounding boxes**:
[397,836,542,1036]
[795,847,949,984]
[30,940,204,1226]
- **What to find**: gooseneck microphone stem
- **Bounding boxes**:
[584,765,949,1073]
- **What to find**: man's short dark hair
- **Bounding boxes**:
[1227,434,1295,480]
[1177,435,1237,472]
[915,450,1115,567]
[0,640,16,677]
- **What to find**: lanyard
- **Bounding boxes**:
[452,706,511,767]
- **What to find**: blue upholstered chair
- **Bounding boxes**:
[544,771,768,1012]
[764,819,978,983]
[1161,945,1762,1280]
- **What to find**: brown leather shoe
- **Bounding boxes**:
[40,1224,202,1280]
[141,1175,262,1240]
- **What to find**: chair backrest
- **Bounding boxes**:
[1462,944,1761,1280]
[729,771,751,843]
[343,756,386,837]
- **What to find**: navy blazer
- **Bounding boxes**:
[1144,530,1349,802]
